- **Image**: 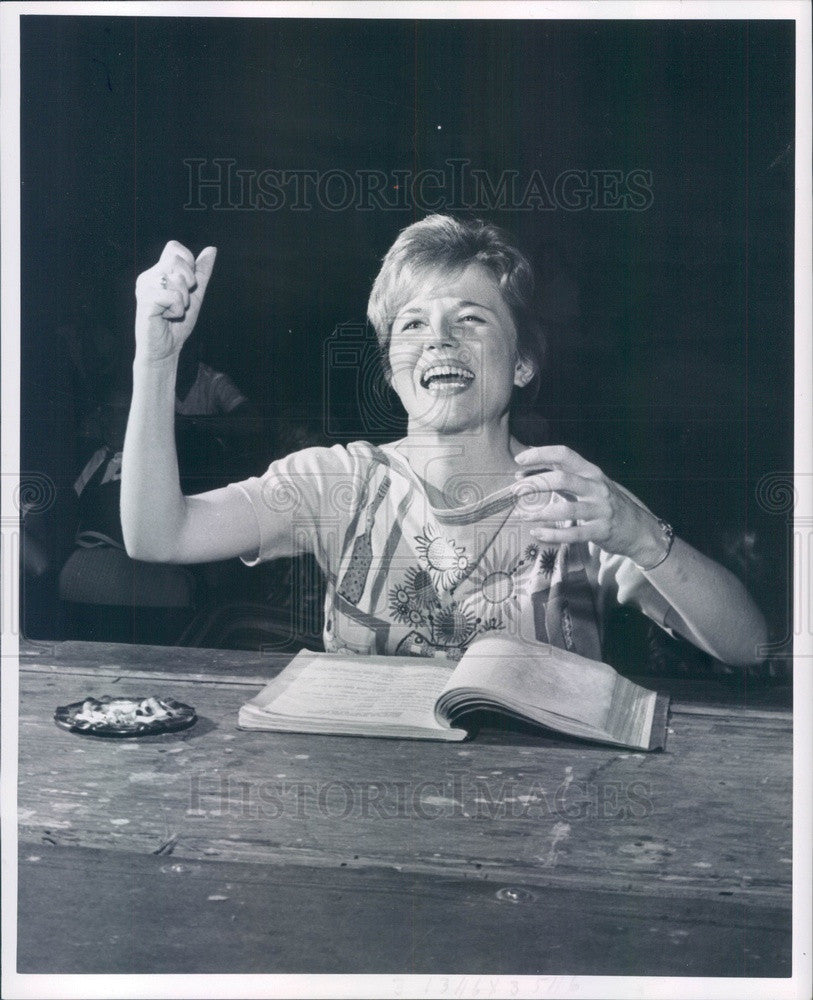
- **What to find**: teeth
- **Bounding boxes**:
[420,364,475,386]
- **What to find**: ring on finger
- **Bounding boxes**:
[159,273,169,290]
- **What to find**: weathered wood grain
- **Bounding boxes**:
[17,844,790,976]
[17,644,792,904]
[18,638,794,709]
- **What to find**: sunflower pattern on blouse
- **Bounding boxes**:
[388,527,548,660]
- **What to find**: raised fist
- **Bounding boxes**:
[134,241,217,362]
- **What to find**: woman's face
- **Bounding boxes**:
[388,262,527,435]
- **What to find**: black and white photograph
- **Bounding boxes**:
[2,2,810,997]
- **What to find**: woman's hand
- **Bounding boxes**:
[134,241,217,363]
[512,444,668,569]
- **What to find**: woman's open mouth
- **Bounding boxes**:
[419,363,475,395]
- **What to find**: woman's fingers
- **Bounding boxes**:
[135,270,187,317]
[515,444,602,478]
[133,241,217,363]
[193,246,217,290]
[528,521,611,544]
[512,458,614,537]
[135,243,217,323]
[158,240,195,271]
[168,257,196,292]
[516,497,606,522]
[159,252,195,314]
[135,268,178,317]
[163,273,191,312]
[512,467,602,500]
[513,447,658,560]
[160,289,189,320]
[184,247,218,321]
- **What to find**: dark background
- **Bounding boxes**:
[19,16,795,656]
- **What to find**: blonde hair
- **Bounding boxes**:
[367,214,546,391]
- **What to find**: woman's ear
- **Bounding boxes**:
[513,356,536,388]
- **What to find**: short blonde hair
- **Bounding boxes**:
[367,215,546,391]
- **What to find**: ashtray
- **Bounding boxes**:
[54,695,197,738]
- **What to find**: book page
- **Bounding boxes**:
[440,635,657,746]
[248,652,455,731]
[439,636,614,726]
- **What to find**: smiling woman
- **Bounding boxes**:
[368,214,545,399]
[386,262,527,438]
[121,216,768,668]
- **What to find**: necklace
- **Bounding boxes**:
[447,498,518,597]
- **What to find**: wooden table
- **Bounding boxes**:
[16,639,792,977]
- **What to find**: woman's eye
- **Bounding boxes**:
[459,313,485,324]
[400,319,424,331]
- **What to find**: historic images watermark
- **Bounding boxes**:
[2,472,56,649]
[183,158,654,213]
[754,473,811,659]
[322,323,539,442]
[187,771,655,821]
[323,323,403,440]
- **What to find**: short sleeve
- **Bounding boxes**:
[226,444,364,570]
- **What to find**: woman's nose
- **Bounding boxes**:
[424,317,459,348]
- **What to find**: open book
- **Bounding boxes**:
[238,635,670,750]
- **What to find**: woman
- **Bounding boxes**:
[122,216,766,665]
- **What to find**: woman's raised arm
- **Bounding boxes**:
[121,241,260,564]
